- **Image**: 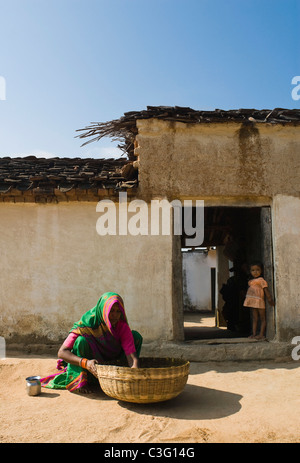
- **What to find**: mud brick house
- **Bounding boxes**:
[0,106,299,355]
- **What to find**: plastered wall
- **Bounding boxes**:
[135,119,300,342]
[135,119,300,200]
[273,195,300,341]
[0,202,180,344]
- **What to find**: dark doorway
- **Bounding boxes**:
[182,206,275,341]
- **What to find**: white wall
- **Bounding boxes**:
[182,249,217,312]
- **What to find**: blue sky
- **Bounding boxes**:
[0,0,299,158]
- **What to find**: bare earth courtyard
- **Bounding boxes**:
[0,354,299,444]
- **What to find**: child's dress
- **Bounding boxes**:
[243,277,268,309]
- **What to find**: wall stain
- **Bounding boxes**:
[237,122,265,194]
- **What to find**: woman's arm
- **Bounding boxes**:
[58,344,98,377]
[126,352,139,368]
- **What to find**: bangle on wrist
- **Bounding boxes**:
[79,358,88,369]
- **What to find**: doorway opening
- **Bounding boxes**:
[181,206,275,341]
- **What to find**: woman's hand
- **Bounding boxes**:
[58,344,99,378]
[131,358,139,368]
[126,352,139,368]
[86,359,98,377]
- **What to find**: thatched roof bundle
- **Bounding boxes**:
[76,106,300,159]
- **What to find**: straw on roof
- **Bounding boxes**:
[76,106,300,159]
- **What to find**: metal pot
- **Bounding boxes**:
[26,376,41,396]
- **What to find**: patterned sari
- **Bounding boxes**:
[40,292,142,392]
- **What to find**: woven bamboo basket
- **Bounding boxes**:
[96,357,190,403]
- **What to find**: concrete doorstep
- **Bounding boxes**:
[141,339,294,363]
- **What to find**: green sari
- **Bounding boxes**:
[40,292,142,392]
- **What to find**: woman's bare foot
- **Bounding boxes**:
[77,386,93,394]
[74,384,97,394]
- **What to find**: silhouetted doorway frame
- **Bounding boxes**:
[181,205,275,341]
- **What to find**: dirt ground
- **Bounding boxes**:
[1,354,299,444]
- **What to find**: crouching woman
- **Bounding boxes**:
[40,292,142,393]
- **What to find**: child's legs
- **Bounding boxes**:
[257,309,266,338]
[251,308,259,336]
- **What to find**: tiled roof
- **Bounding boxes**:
[123,106,300,123]
[77,106,300,158]
[0,156,137,202]
[2,106,299,202]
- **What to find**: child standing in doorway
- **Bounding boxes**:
[244,261,274,340]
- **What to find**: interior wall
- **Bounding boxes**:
[182,249,217,312]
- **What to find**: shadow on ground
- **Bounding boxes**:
[117,383,242,420]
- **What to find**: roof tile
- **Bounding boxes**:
[0,156,138,201]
